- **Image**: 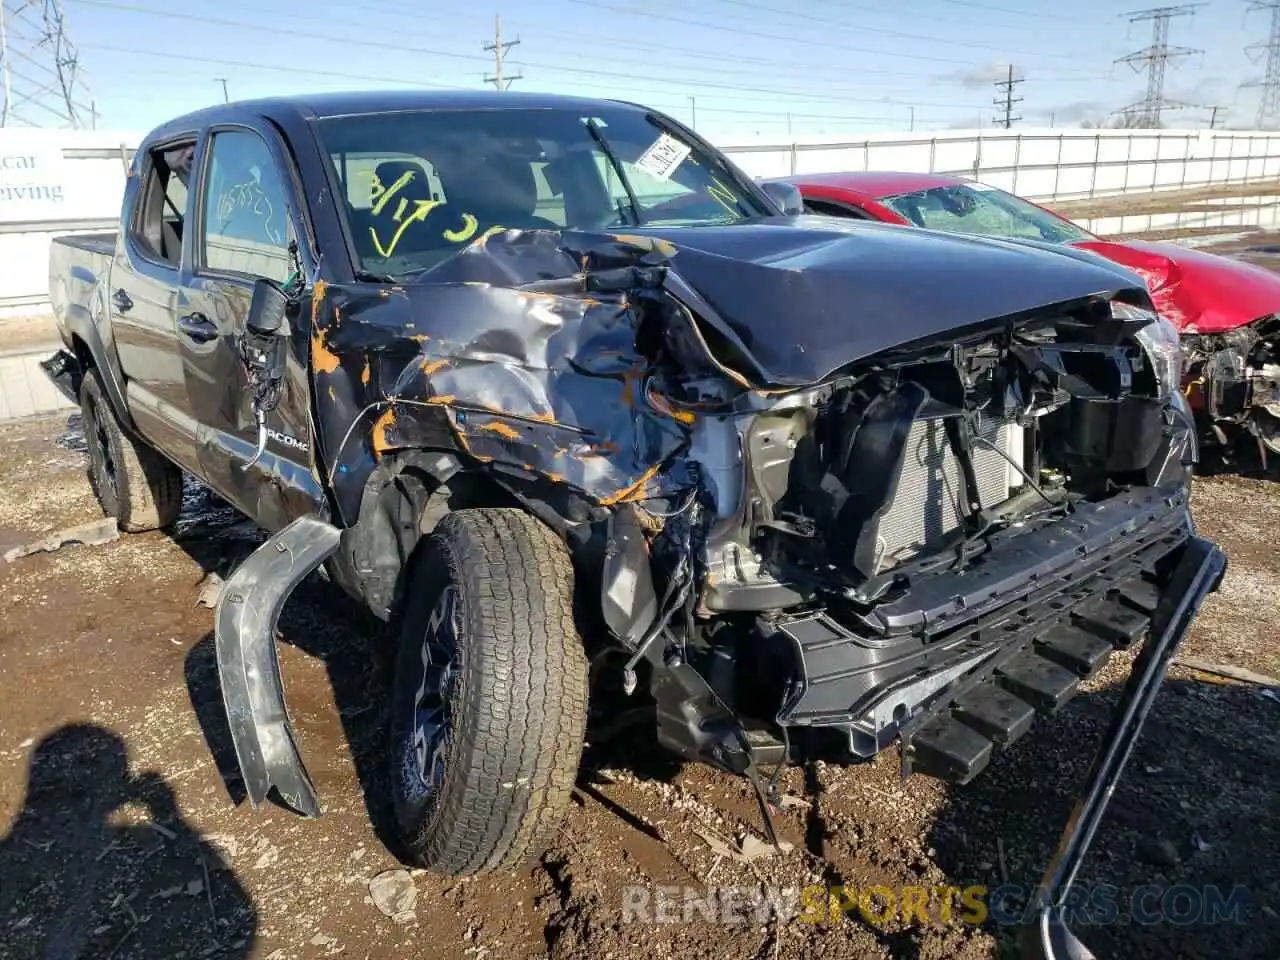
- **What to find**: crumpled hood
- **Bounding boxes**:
[1072,238,1280,335]
[626,215,1149,384]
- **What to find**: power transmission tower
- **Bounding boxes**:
[483,14,522,91]
[0,0,93,128]
[992,64,1023,128]
[1240,1,1280,128]
[1114,5,1204,127]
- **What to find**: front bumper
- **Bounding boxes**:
[772,486,1193,773]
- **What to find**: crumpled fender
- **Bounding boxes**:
[215,515,341,817]
[1073,239,1280,334]
[308,231,699,527]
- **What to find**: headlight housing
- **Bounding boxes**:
[1114,301,1183,398]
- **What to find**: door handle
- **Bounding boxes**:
[111,289,133,313]
[177,312,219,343]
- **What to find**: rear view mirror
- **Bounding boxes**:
[247,278,289,336]
[761,180,804,216]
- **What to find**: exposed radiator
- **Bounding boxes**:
[875,415,1023,570]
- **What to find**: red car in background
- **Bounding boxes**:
[777,171,1280,459]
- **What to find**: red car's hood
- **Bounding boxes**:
[1071,238,1280,334]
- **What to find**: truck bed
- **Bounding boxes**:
[48,232,117,350]
[54,232,117,257]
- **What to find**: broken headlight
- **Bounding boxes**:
[1119,302,1183,398]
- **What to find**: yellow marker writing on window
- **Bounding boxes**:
[370,170,415,215]
[706,177,740,218]
[442,214,479,243]
[369,199,443,257]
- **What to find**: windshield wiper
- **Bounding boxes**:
[583,118,641,226]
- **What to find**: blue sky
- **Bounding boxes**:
[52,0,1274,136]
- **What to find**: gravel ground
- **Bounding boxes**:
[0,407,1277,960]
[3,186,1280,960]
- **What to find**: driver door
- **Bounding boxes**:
[178,125,323,530]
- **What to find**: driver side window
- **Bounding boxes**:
[200,130,294,284]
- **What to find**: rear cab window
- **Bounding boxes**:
[130,141,196,267]
[317,106,768,278]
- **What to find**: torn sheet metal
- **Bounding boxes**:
[306,222,1152,526]
[309,231,694,524]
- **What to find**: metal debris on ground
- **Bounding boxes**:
[1174,657,1280,687]
[693,826,794,864]
[368,868,418,923]
[2,518,119,563]
[196,571,225,608]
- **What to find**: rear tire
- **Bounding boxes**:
[79,369,183,532]
[389,508,588,875]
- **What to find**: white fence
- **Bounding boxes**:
[4,126,1280,318]
[720,127,1280,202]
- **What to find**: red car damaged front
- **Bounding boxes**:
[1073,238,1280,459]
[779,171,1280,460]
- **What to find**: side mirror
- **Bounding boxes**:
[761,180,804,216]
[247,277,289,337]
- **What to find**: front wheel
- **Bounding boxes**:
[389,508,588,875]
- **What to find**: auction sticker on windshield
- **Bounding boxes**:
[634,133,693,182]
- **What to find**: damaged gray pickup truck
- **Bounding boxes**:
[45,91,1225,955]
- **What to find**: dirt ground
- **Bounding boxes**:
[0,409,1277,960]
[3,198,1280,959]
[1049,180,1280,222]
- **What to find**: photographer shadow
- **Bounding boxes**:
[0,723,256,960]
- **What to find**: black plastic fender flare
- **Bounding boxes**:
[1022,534,1227,959]
[62,290,135,431]
[215,515,342,818]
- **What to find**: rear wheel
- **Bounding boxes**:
[79,369,183,532]
[389,508,588,875]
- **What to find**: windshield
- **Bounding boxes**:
[317,106,768,277]
[879,183,1093,245]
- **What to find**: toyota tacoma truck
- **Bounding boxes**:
[44,90,1224,957]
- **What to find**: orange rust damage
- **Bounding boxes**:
[477,421,522,441]
[371,407,398,456]
[420,358,449,375]
[311,327,341,375]
[311,278,329,326]
[598,462,663,506]
[427,394,456,404]
[361,358,372,385]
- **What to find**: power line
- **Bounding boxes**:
[67,0,994,111]
[562,0,1017,67]
[482,13,521,91]
[701,0,1101,60]
[1240,1,1280,128]
[1114,5,1204,127]
[1,0,94,127]
[992,64,1023,127]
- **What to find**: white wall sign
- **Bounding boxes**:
[0,146,69,223]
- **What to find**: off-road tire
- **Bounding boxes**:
[389,508,588,875]
[79,369,183,532]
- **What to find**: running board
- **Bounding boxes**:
[214,515,341,818]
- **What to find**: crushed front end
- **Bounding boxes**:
[1181,314,1280,462]
[624,287,1212,796]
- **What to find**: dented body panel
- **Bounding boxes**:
[309,221,1152,524]
[61,94,1225,947]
